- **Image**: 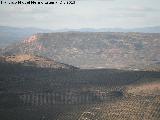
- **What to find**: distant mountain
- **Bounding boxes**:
[56,26,160,33]
[2,32,160,69]
[0,26,52,48]
[128,26,160,33]
[1,26,160,48]
[0,54,77,69]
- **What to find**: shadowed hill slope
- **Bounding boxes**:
[0,60,159,93]
[0,60,160,120]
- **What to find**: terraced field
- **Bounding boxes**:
[57,94,160,120]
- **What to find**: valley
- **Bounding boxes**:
[0,54,160,120]
[0,32,160,120]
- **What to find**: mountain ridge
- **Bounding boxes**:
[2,32,160,70]
[1,26,160,48]
[0,54,78,69]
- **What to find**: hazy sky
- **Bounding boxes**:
[0,0,160,29]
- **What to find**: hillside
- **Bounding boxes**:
[142,62,160,71]
[126,82,160,96]
[3,32,160,69]
[0,54,77,69]
[1,25,160,48]
[0,61,160,120]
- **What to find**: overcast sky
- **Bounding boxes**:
[0,0,160,29]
